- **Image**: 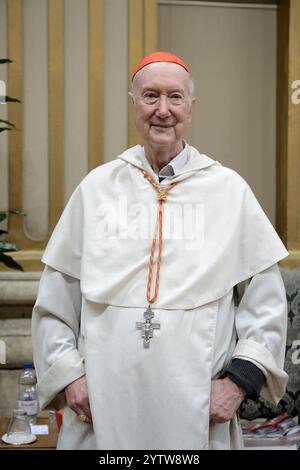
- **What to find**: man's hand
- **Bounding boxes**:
[65,375,92,424]
[209,377,246,424]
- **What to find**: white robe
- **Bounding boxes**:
[32,145,288,449]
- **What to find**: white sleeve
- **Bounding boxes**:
[232,263,288,403]
[32,265,85,410]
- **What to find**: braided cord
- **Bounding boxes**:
[139,169,177,303]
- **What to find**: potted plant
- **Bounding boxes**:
[0,58,24,271]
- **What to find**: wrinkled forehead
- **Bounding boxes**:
[133,62,191,92]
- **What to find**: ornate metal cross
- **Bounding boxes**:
[136,305,160,348]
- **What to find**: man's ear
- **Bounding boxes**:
[128,92,135,105]
[188,98,196,123]
[191,98,196,113]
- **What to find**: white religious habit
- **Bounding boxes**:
[32,144,288,450]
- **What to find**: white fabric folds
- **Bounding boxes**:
[34,145,289,450]
[42,145,288,309]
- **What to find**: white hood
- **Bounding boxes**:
[42,144,288,309]
[117,144,218,184]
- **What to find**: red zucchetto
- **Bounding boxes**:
[131,51,190,81]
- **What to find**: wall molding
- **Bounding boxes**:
[2,0,300,270]
[128,0,157,147]
[276,0,300,266]
[88,0,104,170]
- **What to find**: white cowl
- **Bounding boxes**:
[34,145,288,450]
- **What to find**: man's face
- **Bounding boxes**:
[130,62,195,151]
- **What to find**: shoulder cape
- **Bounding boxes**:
[42,145,288,309]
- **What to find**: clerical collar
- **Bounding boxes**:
[155,143,189,183]
[160,143,188,178]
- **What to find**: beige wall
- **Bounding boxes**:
[0,0,156,271]
[104,0,128,164]
[64,0,88,203]
[1,0,128,224]
[23,0,48,239]
[0,0,8,224]
[1,0,300,269]
[159,0,277,224]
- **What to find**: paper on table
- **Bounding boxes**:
[30,424,49,435]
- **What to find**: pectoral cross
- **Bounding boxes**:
[136,305,160,348]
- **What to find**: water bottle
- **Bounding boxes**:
[18,362,38,424]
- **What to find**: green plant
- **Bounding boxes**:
[0,118,16,132]
[0,211,25,271]
[0,59,21,112]
[0,58,24,271]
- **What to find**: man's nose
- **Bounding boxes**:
[156,95,171,118]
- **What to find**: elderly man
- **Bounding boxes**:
[32,52,288,450]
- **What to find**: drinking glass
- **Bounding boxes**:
[5,408,34,445]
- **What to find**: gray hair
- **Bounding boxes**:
[131,67,195,103]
